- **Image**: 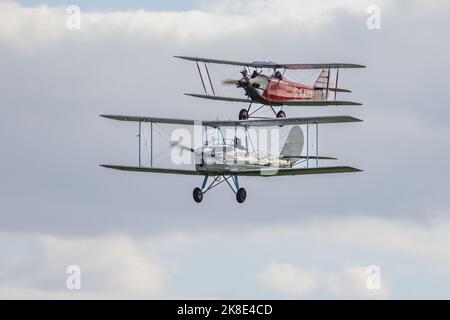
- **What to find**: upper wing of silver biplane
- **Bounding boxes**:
[101,114,197,126]
[205,115,362,128]
[175,56,366,69]
[100,165,362,176]
[101,114,362,128]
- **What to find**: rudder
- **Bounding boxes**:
[280,126,304,158]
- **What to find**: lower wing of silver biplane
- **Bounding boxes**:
[101,165,361,176]
[184,93,362,107]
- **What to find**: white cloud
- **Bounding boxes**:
[0,234,170,299]
[0,0,392,52]
[257,263,318,297]
[1,0,450,300]
[258,263,389,299]
[247,215,450,264]
[1,214,450,299]
[327,266,389,299]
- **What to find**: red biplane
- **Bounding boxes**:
[175,56,365,120]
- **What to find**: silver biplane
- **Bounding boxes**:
[100,115,362,203]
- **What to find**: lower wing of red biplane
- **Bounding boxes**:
[184,93,362,106]
[100,115,363,203]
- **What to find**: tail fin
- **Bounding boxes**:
[280,126,304,158]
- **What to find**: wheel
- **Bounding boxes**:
[276,110,286,118]
[236,188,247,203]
[239,109,249,120]
[193,187,203,203]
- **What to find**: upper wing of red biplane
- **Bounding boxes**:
[174,56,366,70]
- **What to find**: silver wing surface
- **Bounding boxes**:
[101,114,363,127]
[232,166,362,176]
[100,165,202,175]
[100,115,196,126]
[101,165,362,176]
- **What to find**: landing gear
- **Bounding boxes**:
[192,176,247,203]
[236,188,247,203]
[276,110,286,118]
[238,103,286,120]
[193,187,203,203]
[239,109,249,120]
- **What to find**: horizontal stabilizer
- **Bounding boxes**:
[287,156,338,160]
[282,100,361,106]
[315,87,352,93]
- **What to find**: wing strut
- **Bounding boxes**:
[306,123,309,168]
[137,120,154,168]
[334,68,340,101]
[316,122,319,167]
[138,121,141,167]
[326,66,331,101]
[150,122,153,167]
[204,63,216,96]
[196,61,208,95]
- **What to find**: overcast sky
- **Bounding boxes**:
[1,0,450,299]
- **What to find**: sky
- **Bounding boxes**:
[1,0,450,299]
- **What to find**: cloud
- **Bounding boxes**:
[258,263,389,299]
[327,266,389,299]
[1,0,450,299]
[1,214,449,299]
[257,263,319,297]
[248,215,450,265]
[0,0,392,52]
[0,233,170,299]
[0,0,449,238]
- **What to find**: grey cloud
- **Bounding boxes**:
[0,0,449,239]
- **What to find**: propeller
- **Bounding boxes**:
[170,140,196,153]
[222,79,240,85]
[222,68,265,88]
[170,139,212,157]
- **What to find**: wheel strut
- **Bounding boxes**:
[192,175,247,203]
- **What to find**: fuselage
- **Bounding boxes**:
[195,143,292,173]
[244,74,326,105]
